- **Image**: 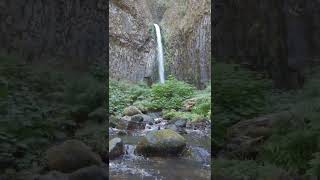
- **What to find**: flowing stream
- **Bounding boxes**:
[154,24,165,84]
[109,115,211,179]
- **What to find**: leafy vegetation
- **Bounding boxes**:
[0,54,105,172]
[213,61,320,179]
[213,62,272,126]
[149,75,195,110]
[109,76,210,121]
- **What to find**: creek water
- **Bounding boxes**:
[109,116,211,180]
[154,24,165,84]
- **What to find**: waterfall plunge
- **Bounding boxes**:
[154,24,165,83]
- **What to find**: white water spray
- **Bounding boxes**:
[154,24,165,83]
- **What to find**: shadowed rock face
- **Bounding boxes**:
[213,0,320,89]
[0,0,107,69]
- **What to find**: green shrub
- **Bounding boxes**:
[149,76,195,110]
[109,79,151,115]
[65,76,104,111]
[191,93,211,117]
[260,130,319,173]
[213,62,272,126]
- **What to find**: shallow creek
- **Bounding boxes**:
[109,116,211,180]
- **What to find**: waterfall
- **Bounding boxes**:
[154,24,165,83]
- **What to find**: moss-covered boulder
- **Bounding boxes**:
[123,106,142,116]
[136,129,186,156]
[109,138,124,160]
[46,140,102,173]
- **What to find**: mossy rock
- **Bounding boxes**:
[136,129,186,156]
[123,106,142,116]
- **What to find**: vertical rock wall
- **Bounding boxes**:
[213,0,320,88]
[108,0,157,81]
[0,0,107,69]
[161,0,211,88]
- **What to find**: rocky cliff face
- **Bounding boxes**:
[109,0,211,88]
[161,0,211,88]
[109,0,157,81]
[214,0,320,89]
[0,0,107,69]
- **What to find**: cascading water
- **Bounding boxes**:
[154,24,165,83]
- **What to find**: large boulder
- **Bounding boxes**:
[221,111,293,158]
[136,129,186,156]
[46,140,102,173]
[123,106,142,116]
[68,165,108,180]
[109,138,124,160]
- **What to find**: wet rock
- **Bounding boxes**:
[123,106,142,116]
[116,117,129,130]
[46,140,102,173]
[109,138,124,160]
[188,118,210,130]
[183,146,210,163]
[109,116,118,128]
[131,114,155,124]
[127,114,151,130]
[165,124,178,132]
[165,124,187,135]
[88,107,106,122]
[136,129,186,156]
[117,130,127,136]
[173,118,187,128]
[127,121,145,131]
[155,119,162,124]
[131,115,144,122]
[68,165,108,180]
[141,114,155,125]
[109,116,128,129]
